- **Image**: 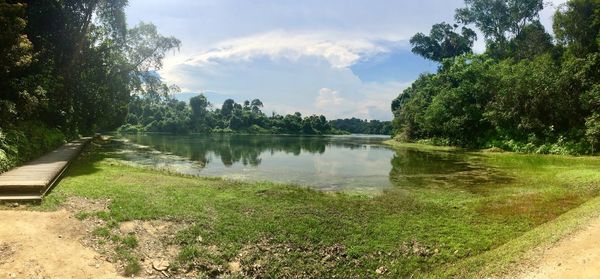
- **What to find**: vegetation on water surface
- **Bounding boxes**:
[393,0,600,155]
[38,138,600,277]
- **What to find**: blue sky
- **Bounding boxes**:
[126,0,565,120]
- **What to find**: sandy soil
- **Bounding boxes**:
[3,203,600,279]
[518,216,600,279]
[0,209,125,279]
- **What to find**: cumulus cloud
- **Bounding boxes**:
[316,88,343,109]
[181,31,390,69]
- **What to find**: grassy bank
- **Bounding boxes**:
[39,138,600,278]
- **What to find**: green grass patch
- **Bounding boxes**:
[41,139,600,278]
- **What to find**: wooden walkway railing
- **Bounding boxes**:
[0,138,91,201]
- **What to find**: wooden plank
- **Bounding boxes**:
[0,138,91,200]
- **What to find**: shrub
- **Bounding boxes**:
[0,122,65,173]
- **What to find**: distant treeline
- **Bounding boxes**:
[393,0,600,155]
[120,95,351,135]
[329,118,392,135]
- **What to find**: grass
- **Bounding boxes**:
[40,138,600,278]
[383,139,462,152]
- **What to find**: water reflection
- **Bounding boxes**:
[113,134,508,193]
[116,134,394,192]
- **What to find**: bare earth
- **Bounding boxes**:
[519,215,600,279]
[2,206,600,278]
[0,209,125,279]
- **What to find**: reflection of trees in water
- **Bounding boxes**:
[122,134,383,167]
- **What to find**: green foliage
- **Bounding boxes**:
[393,0,600,155]
[329,118,392,135]
[0,122,65,173]
[0,1,179,136]
[410,22,477,61]
[456,0,544,52]
[586,113,600,153]
[120,95,346,135]
[553,0,600,57]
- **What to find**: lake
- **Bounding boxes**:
[113,133,489,193]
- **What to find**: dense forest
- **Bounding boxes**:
[119,95,392,135]
[0,0,179,171]
[393,0,600,155]
[120,95,343,135]
[329,118,392,135]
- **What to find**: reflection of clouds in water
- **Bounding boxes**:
[113,134,397,194]
[312,145,392,177]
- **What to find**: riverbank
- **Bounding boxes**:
[2,137,600,277]
[383,138,596,156]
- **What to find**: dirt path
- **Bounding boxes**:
[0,209,125,279]
[518,215,600,279]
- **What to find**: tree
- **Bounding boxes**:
[126,22,181,99]
[410,22,477,61]
[0,1,36,124]
[507,21,554,60]
[221,99,235,118]
[190,94,208,120]
[456,0,544,56]
[586,113,600,154]
[250,99,264,114]
[553,0,600,57]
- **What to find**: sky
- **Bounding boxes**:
[125,0,566,121]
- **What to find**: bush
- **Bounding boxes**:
[117,124,143,134]
[0,122,66,173]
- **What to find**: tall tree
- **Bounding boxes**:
[0,1,36,124]
[410,22,477,61]
[456,0,544,56]
[553,0,600,57]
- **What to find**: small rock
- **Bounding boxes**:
[119,221,137,234]
[228,261,241,273]
[196,235,203,242]
[434,248,439,254]
[557,262,562,266]
[152,260,169,271]
[58,235,63,239]
[95,263,100,268]
[375,266,388,275]
[8,203,19,208]
[9,273,16,278]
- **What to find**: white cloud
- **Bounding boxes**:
[316,88,343,109]
[180,30,390,69]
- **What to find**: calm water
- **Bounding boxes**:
[114,134,483,193]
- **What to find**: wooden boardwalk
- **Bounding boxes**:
[0,138,91,200]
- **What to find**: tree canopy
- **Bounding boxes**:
[410,22,477,62]
[120,95,390,135]
[394,0,600,155]
[0,0,179,136]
